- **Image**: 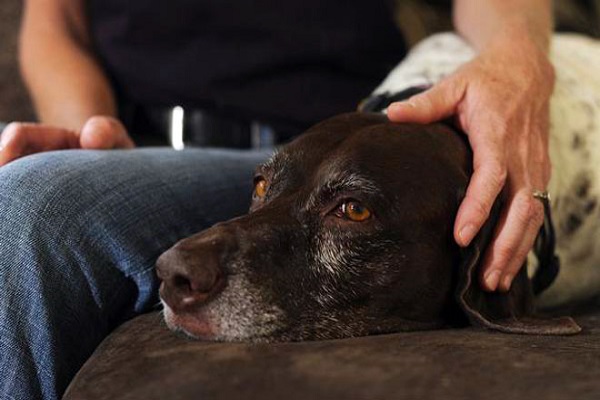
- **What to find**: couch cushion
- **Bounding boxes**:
[63,307,600,400]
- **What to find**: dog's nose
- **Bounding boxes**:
[156,230,234,312]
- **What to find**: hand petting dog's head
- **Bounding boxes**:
[157,113,580,342]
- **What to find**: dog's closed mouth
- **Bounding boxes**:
[161,302,213,340]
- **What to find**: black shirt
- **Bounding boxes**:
[88,0,406,130]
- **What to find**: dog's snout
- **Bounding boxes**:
[157,228,237,312]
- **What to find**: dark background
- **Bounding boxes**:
[1,0,599,123]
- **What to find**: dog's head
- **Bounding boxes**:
[157,112,580,341]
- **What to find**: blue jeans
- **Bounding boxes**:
[0,148,269,400]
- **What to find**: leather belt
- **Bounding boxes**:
[127,104,302,150]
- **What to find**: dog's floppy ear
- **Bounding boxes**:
[455,199,581,335]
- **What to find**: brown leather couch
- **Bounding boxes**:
[62,306,600,400]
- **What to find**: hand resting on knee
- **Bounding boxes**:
[0,116,135,167]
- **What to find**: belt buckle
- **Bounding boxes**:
[169,106,185,150]
[169,106,277,150]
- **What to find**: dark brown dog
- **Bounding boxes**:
[156,112,580,342]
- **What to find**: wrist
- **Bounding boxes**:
[475,24,555,97]
[499,17,552,54]
[455,5,553,54]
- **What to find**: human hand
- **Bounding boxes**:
[0,116,135,167]
[387,33,554,292]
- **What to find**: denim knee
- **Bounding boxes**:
[0,151,98,237]
[0,149,171,329]
[0,149,179,288]
[0,149,149,306]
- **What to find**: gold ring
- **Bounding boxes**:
[533,190,551,203]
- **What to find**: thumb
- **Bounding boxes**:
[386,80,465,124]
[80,116,135,150]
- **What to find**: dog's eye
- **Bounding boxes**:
[254,178,269,199]
[340,201,371,222]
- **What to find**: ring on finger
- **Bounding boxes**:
[532,190,551,205]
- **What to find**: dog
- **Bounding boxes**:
[156,112,580,341]
[157,33,600,342]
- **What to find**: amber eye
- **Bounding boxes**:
[254,178,268,199]
[341,201,371,222]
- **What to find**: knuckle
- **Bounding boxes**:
[469,198,489,221]
[494,243,515,266]
[87,116,124,133]
[432,80,451,97]
[86,116,118,134]
[475,158,507,190]
[483,161,507,191]
[516,197,534,223]
[409,94,427,108]
[507,253,528,275]
[514,194,544,226]
[492,164,508,187]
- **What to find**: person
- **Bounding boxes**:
[0,0,554,398]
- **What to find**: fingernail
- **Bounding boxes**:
[458,224,477,246]
[484,270,501,291]
[386,103,400,114]
[398,100,417,109]
[387,102,413,113]
[500,275,513,292]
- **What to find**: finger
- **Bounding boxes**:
[479,189,545,292]
[454,141,507,247]
[79,117,135,150]
[498,215,543,292]
[0,123,79,167]
[491,131,549,292]
[386,79,466,124]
